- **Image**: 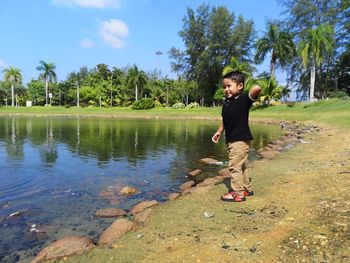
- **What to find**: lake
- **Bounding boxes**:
[0,116,281,262]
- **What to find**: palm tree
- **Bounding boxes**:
[254,77,285,105]
[223,57,254,77]
[299,25,334,101]
[126,65,148,101]
[36,61,57,106]
[254,23,295,79]
[3,67,22,106]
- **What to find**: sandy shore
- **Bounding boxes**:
[41,121,350,262]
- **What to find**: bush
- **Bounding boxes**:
[328,91,349,100]
[186,102,200,109]
[88,100,97,107]
[172,102,185,109]
[154,100,164,108]
[132,98,155,110]
[286,101,296,107]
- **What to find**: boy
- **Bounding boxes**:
[212,70,261,202]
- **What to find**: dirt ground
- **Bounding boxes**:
[64,123,350,263]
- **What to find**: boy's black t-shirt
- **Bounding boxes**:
[221,93,255,143]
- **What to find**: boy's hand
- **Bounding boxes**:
[212,132,221,143]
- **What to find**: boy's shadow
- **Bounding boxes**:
[216,177,232,192]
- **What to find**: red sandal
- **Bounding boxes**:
[221,192,246,202]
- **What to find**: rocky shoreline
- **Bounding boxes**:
[30,120,320,263]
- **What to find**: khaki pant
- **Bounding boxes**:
[227,141,251,196]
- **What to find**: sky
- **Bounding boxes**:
[0,0,286,85]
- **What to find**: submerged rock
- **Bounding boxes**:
[95,208,127,218]
[119,186,140,196]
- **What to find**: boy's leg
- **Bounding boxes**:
[242,157,252,192]
[227,141,250,197]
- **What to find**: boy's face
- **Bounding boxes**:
[223,78,243,98]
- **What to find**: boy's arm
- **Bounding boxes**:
[249,85,262,101]
[212,121,224,143]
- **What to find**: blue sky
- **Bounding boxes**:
[0,0,285,84]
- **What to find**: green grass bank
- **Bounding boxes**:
[1,99,350,127]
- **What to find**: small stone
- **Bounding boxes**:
[136,234,143,239]
[203,211,214,218]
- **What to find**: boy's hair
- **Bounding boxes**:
[223,71,245,87]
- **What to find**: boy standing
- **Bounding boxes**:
[212,71,261,202]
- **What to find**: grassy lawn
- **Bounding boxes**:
[251,99,350,128]
[1,99,350,127]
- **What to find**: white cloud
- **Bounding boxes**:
[98,19,129,49]
[52,0,122,9]
[0,59,7,68]
[81,38,94,48]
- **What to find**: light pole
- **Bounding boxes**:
[155,51,163,76]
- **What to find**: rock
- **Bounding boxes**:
[196,178,218,187]
[182,185,213,195]
[188,169,202,177]
[133,207,156,227]
[95,208,127,218]
[211,175,225,183]
[168,193,180,201]
[130,200,158,215]
[119,186,139,196]
[199,157,220,164]
[203,211,214,218]
[218,168,231,177]
[98,218,133,247]
[258,150,279,160]
[31,236,95,263]
[179,180,195,191]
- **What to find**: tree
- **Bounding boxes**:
[278,0,342,98]
[36,61,57,106]
[27,80,45,105]
[169,4,255,105]
[299,25,334,101]
[2,67,22,106]
[255,77,286,105]
[254,22,295,79]
[126,65,148,101]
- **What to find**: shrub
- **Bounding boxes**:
[328,91,349,100]
[172,102,185,109]
[286,101,296,107]
[88,100,97,106]
[154,100,164,108]
[132,98,155,110]
[186,102,200,109]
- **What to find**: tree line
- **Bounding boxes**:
[1,0,349,107]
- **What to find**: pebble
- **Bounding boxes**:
[203,211,214,218]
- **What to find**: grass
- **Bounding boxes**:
[250,99,350,128]
[0,105,221,119]
[1,98,350,127]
